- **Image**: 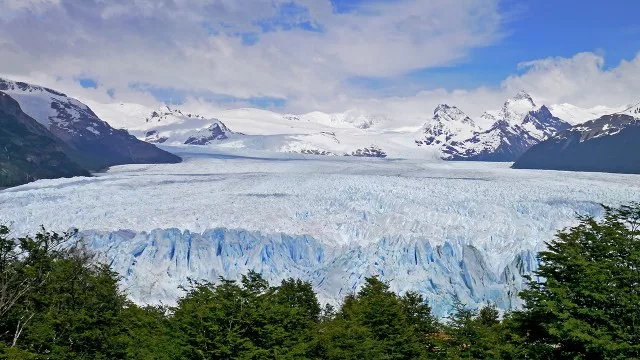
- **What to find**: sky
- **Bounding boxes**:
[1,0,639,120]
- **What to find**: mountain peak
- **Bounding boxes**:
[507,90,536,106]
[433,104,454,114]
[513,90,534,102]
[500,91,538,126]
[619,101,640,118]
[431,104,474,126]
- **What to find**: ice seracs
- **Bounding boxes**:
[80,227,538,316]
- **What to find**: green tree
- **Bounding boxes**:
[317,294,386,360]
[171,271,322,359]
[119,303,181,360]
[0,227,131,359]
[516,203,640,359]
[319,277,437,359]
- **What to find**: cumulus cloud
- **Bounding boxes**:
[0,0,503,108]
[0,0,638,125]
[282,52,640,124]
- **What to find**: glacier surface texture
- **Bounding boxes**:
[1,147,640,315]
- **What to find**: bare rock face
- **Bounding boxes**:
[346,146,387,158]
[184,122,230,145]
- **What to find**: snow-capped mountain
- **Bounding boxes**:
[443,120,537,162]
[136,106,237,145]
[513,102,640,174]
[430,92,571,161]
[297,109,386,129]
[0,78,180,169]
[88,101,432,159]
[145,105,207,123]
[0,91,90,187]
[415,104,477,147]
[521,105,571,141]
[84,90,634,162]
[183,122,233,145]
[497,90,538,126]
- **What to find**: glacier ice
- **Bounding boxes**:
[2,147,640,315]
[79,227,539,316]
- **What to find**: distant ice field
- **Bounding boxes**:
[2,146,639,274]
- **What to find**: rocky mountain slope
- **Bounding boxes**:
[415,104,477,147]
[419,92,571,161]
[0,91,89,188]
[513,103,640,174]
[134,106,237,145]
[443,105,570,161]
[0,78,181,170]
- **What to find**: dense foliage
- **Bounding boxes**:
[1,203,639,359]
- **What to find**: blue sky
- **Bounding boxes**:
[129,0,640,104]
[344,0,640,94]
[2,0,639,116]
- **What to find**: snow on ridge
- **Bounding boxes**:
[548,103,624,125]
[80,87,634,161]
[0,77,90,128]
[617,100,640,118]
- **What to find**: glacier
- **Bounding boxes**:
[80,227,538,316]
[2,146,640,315]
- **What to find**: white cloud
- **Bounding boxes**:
[0,0,503,108]
[275,52,640,125]
[503,52,640,107]
[0,1,638,125]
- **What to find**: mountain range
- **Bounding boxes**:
[90,90,626,164]
[94,89,637,166]
[1,76,638,184]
